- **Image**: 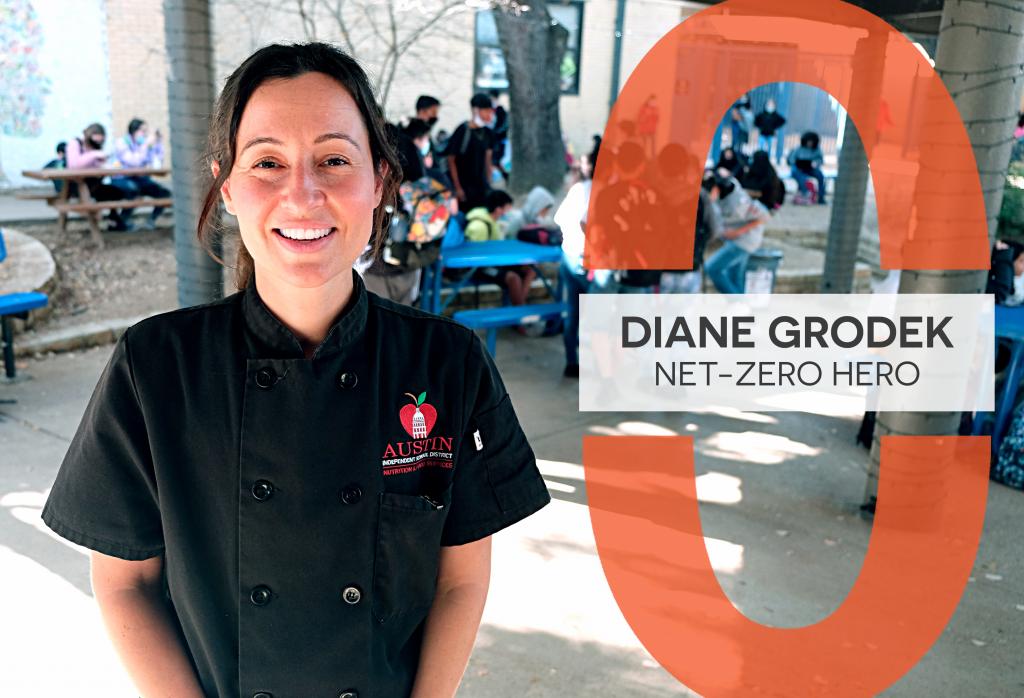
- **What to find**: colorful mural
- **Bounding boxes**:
[0,1,51,139]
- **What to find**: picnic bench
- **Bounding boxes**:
[0,229,49,381]
[19,167,172,248]
[454,302,568,356]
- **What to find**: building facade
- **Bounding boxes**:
[2,0,699,187]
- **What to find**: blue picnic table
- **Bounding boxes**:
[421,239,563,314]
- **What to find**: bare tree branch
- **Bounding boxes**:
[381,0,402,103]
[296,0,318,39]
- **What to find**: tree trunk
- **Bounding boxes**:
[164,0,223,306]
[494,1,568,196]
[865,0,1024,507]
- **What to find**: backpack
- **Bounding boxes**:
[994,402,1024,490]
[383,177,455,270]
[516,223,562,246]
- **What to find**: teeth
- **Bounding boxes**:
[277,227,333,240]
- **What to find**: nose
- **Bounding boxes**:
[282,161,326,212]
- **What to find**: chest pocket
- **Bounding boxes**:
[372,485,453,623]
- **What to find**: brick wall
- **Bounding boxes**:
[105,0,170,165]
[101,0,690,179]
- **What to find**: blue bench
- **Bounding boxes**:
[0,229,49,380]
[454,302,567,356]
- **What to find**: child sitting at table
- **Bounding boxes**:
[66,123,136,231]
[111,117,170,230]
[464,189,537,306]
[42,141,76,196]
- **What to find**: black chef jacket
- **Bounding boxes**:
[41,271,550,698]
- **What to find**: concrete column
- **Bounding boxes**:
[820,31,884,294]
[865,0,1024,507]
[164,0,223,307]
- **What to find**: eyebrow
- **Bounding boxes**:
[240,132,362,154]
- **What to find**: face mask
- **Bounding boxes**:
[766,105,775,113]
[417,139,430,156]
[134,133,146,145]
[472,114,486,127]
[90,137,104,148]
[426,116,438,127]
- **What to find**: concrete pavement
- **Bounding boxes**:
[1,331,1022,696]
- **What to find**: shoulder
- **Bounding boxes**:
[367,292,475,345]
[123,292,241,349]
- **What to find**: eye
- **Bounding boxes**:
[254,159,279,169]
[323,156,349,167]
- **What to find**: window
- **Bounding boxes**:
[474,1,584,96]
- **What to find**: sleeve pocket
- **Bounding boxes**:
[479,395,544,513]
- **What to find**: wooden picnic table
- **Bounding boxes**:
[20,167,172,248]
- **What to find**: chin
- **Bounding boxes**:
[291,267,354,289]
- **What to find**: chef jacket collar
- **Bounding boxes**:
[241,270,368,360]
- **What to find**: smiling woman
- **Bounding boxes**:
[40,42,550,698]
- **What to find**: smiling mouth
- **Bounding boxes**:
[273,227,336,241]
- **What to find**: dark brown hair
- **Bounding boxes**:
[82,123,105,150]
[197,42,401,290]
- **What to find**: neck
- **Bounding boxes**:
[253,270,355,359]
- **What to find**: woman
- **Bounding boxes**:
[41,43,549,698]
[112,118,172,230]
[66,122,136,231]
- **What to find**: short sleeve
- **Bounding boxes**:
[40,329,164,560]
[441,334,550,546]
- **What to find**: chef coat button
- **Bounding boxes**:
[253,693,273,698]
[250,585,272,606]
[337,370,358,390]
[340,484,362,505]
[342,585,362,605]
[251,480,274,501]
[255,367,277,389]
[338,691,358,698]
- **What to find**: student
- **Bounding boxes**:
[488,89,509,182]
[112,118,171,230]
[655,144,722,294]
[703,174,770,294]
[414,95,442,173]
[556,138,600,378]
[445,93,495,212]
[787,131,827,204]
[754,98,786,159]
[714,146,747,179]
[42,141,74,195]
[592,140,664,293]
[415,94,441,129]
[502,185,555,238]
[987,239,1024,306]
[741,151,786,210]
[66,123,137,231]
[41,42,549,698]
[728,96,754,154]
[465,189,537,306]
